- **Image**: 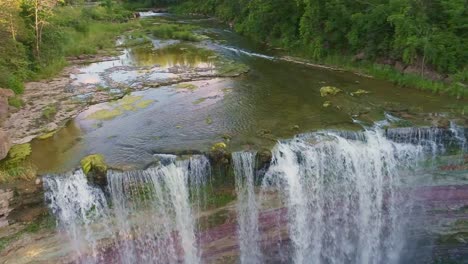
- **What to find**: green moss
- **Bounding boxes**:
[150,23,201,42]
[119,104,136,111]
[87,96,154,120]
[193,97,207,104]
[86,108,123,120]
[0,143,36,183]
[37,131,57,140]
[8,96,24,108]
[350,89,371,96]
[41,105,57,120]
[320,86,342,97]
[205,117,213,125]
[323,101,332,108]
[211,142,227,151]
[176,83,198,91]
[5,144,31,164]
[216,60,249,76]
[80,154,107,176]
[118,95,143,105]
[135,99,154,108]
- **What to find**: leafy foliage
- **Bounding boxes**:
[174,0,468,97]
[0,1,134,94]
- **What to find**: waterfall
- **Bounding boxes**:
[233,151,262,264]
[43,125,466,264]
[43,170,111,263]
[44,155,210,264]
[262,129,424,264]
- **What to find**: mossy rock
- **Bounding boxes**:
[256,149,272,170]
[323,101,332,108]
[320,86,342,97]
[209,142,230,166]
[211,142,227,151]
[86,109,123,120]
[80,154,108,186]
[37,131,56,140]
[350,89,371,96]
[176,83,198,91]
[5,144,31,164]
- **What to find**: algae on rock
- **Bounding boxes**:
[80,154,108,186]
[320,86,342,97]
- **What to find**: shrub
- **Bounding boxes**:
[6,76,24,94]
[42,105,57,120]
[8,96,24,108]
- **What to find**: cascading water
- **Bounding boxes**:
[43,123,466,264]
[262,129,425,264]
[44,155,210,264]
[43,170,111,264]
[232,151,262,264]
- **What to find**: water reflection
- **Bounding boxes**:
[125,44,215,68]
[30,121,84,173]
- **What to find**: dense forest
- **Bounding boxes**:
[0,0,467,98]
[172,0,467,97]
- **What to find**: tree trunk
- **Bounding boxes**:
[8,14,16,41]
[34,0,40,58]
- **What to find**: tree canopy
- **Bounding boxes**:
[174,0,467,76]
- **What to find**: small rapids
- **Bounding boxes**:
[43,125,466,264]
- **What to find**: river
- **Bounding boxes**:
[3,13,467,264]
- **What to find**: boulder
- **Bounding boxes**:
[350,89,371,96]
[320,86,342,97]
[0,88,14,98]
[353,52,366,61]
[80,154,108,187]
[323,101,332,108]
[0,130,11,160]
[209,142,230,165]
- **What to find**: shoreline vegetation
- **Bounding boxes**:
[171,0,467,99]
[0,0,466,103]
[0,2,137,98]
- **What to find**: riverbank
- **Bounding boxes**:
[172,2,467,99]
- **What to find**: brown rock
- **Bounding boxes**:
[403,65,420,75]
[0,129,12,160]
[0,189,14,228]
[394,61,406,72]
[353,52,366,61]
[0,88,14,98]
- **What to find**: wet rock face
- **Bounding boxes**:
[385,126,467,147]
